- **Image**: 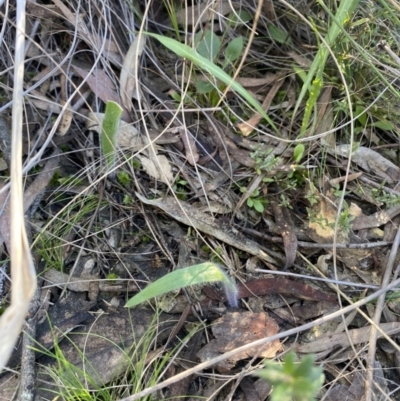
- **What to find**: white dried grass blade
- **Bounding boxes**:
[0,0,36,371]
[120,35,146,110]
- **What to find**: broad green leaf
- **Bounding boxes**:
[145,32,279,135]
[355,104,367,126]
[195,29,221,61]
[371,120,394,131]
[229,9,252,24]
[253,199,264,213]
[125,262,238,308]
[101,101,123,169]
[196,80,215,94]
[224,36,244,65]
[268,24,292,45]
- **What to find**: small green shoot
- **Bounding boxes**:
[101,100,123,170]
[117,170,131,186]
[294,0,360,134]
[255,352,324,401]
[125,262,238,308]
[293,144,305,163]
[240,187,266,213]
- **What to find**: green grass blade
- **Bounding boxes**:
[125,262,238,308]
[145,32,279,135]
[294,0,360,135]
[101,100,123,169]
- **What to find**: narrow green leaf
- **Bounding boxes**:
[355,105,367,126]
[196,80,214,94]
[125,262,238,308]
[101,101,123,169]
[294,0,360,134]
[229,9,252,24]
[145,32,279,135]
[370,120,394,131]
[293,143,305,162]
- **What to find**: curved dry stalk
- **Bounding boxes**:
[365,225,400,401]
[0,0,37,371]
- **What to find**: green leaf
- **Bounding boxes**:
[355,104,367,126]
[224,36,244,65]
[293,143,305,163]
[268,24,292,45]
[194,29,221,61]
[196,80,215,94]
[254,352,324,401]
[247,198,254,208]
[125,262,238,308]
[253,199,265,213]
[101,101,123,169]
[370,120,394,131]
[145,32,279,135]
[229,9,252,24]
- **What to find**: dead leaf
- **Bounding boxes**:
[73,66,130,122]
[57,74,73,136]
[120,35,146,110]
[296,322,400,353]
[51,0,121,65]
[236,278,338,303]
[87,112,142,148]
[236,74,278,88]
[179,128,199,165]
[333,145,400,184]
[237,79,284,136]
[352,205,400,230]
[271,200,298,269]
[263,0,276,21]
[27,1,62,18]
[173,0,237,26]
[137,154,174,185]
[23,150,60,212]
[197,312,281,372]
[136,194,278,265]
[287,51,312,68]
[307,185,340,242]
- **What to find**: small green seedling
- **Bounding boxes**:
[293,144,305,163]
[255,352,324,401]
[125,262,238,308]
[101,100,123,170]
[240,187,266,213]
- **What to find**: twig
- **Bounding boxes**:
[365,223,400,401]
[17,279,41,401]
[254,268,381,290]
[241,226,392,249]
